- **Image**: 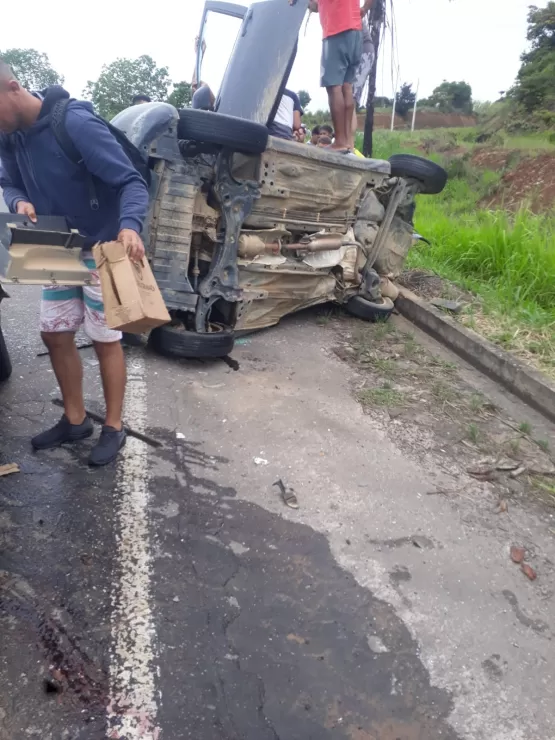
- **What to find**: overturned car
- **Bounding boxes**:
[0,0,447,366]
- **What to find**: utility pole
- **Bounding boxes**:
[411,79,420,132]
[390,67,400,131]
[362,0,386,157]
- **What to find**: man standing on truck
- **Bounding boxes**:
[309,0,373,152]
[0,60,149,466]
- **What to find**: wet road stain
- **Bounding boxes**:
[502,589,549,634]
[150,430,462,740]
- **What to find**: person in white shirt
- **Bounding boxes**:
[268,89,303,140]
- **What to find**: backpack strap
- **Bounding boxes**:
[0,132,14,155]
[50,99,99,211]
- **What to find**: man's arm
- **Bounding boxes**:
[0,138,33,214]
[64,107,150,257]
[291,91,303,133]
[360,0,374,15]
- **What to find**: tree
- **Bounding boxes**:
[298,89,311,110]
[167,81,192,109]
[421,80,473,114]
[395,82,416,118]
[0,48,63,90]
[513,3,555,112]
[374,96,393,108]
[85,55,171,119]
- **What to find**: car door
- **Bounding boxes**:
[195,0,307,125]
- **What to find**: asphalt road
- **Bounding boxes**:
[1,286,554,740]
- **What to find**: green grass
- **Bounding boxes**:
[357,383,406,408]
[353,126,555,374]
[467,423,481,444]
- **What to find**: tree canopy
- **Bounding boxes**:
[85,55,171,119]
[395,83,416,118]
[420,81,473,114]
[297,90,311,110]
[0,48,64,90]
[512,2,555,113]
[167,81,193,109]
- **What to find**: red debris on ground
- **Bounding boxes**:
[521,563,537,581]
[510,546,525,564]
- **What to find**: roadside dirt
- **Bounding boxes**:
[481,152,555,213]
[328,313,555,521]
[468,147,555,213]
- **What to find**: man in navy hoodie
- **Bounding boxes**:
[0,60,150,466]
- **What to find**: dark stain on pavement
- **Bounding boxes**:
[0,387,116,739]
[150,433,461,740]
[502,590,549,634]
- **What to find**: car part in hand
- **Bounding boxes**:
[149,322,235,359]
[346,295,394,323]
[389,154,448,195]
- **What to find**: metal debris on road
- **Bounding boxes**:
[52,398,163,448]
[274,479,299,509]
[37,342,93,357]
[0,462,19,477]
[253,457,269,466]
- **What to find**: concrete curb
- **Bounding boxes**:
[395,286,555,424]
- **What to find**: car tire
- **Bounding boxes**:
[149,323,235,359]
[177,109,268,155]
[346,295,395,323]
[389,154,448,195]
[0,326,12,381]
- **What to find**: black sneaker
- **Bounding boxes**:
[31,415,94,450]
[121,332,143,347]
[88,426,126,467]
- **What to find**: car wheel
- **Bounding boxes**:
[149,323,235,359]
[346,295,395,323]
[177,109,268,155]
[0,325,12,381]
[389,154,448,195]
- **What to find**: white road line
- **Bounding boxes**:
[107,356,161,739]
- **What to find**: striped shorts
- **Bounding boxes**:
[40,256,122,343]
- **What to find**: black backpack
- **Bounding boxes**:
[50,99,151,210]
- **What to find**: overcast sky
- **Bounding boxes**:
[0,0,538,111]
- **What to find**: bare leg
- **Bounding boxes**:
[343,82,356,150]
[352,108,359,145]
[94,340,126,430]
[326,85,348,149]
[41,331,86,425]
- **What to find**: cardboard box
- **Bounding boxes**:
[93,241,170,333]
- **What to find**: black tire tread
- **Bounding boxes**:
[346,295,394,323]
[0,325,12,381]
[389,154,448,195]
[177,109,268,155]
[149,324,234,359]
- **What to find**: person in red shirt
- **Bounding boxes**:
[309,0,373,151]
